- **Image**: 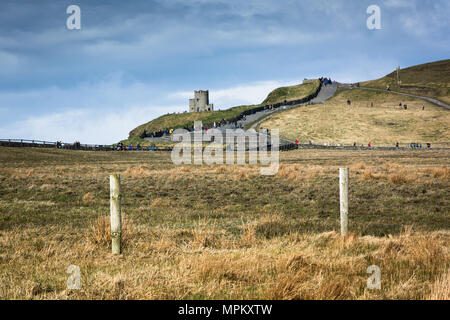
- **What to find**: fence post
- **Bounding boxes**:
[339,168,349,236]
[110,174,122,254]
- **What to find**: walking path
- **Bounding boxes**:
[358,87,450,110]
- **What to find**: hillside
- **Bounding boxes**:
[261,88,450,147]
[361,59,450,104]
[262,80,320,105]
[127,104,257,139]
[124,80,321,145]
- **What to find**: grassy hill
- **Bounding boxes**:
[361,59,450,104]
[126,104,257,141]
[261,88,450,147]
[262,79,320,105]
[123,80,320,146]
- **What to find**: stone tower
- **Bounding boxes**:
[189,90,214,112]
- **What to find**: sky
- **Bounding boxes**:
[0,0,449,144]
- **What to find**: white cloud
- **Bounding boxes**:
[0,104,182,145]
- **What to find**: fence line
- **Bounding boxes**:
[2,138,448,153]
[0,139,114,151]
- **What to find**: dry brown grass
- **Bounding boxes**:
[428,166,450,179]
[388,171,414,184]
[88,215,136,249]
[123,164,151,177]
[276,164,325,180]
[0,147,448,300]
[240,223,259,247]
[361,168,379,181]
[1,221,448,300]
[351,163,366,170]
[354,163,443,184]
[427,270,450,300]
[82,192,95,204]
[261,88,450,147]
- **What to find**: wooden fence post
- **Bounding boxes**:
[339,168,349,236]
[110,174,122,254]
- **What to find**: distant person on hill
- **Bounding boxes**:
[295,140,299,144]
[404,104,408,110]
[399,102,402,108]
[386,85,390,91]
[427,143,431,149]
[396,142,399,149]
[371,102,374,108]
[347,100,351,106]
[422,105,425,111]
[368,142,372,149]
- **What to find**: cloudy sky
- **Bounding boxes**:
[0,0,449,144]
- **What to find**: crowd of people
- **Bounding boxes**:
[115,142,172,151]
[319,77,333,86]
[56,141,81,149]
[409,142,431,149]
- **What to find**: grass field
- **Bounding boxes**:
[0,147,448,300]
[260,88,450,147]
[361,59,450,105]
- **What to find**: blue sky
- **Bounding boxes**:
[0,0,449,144]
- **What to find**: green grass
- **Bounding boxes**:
[262,80,320,105]
[361,59,450,104]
